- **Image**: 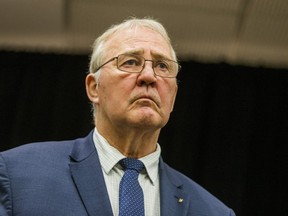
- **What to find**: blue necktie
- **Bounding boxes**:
[119,158,145,216]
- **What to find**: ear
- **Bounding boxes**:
[86,73,99,104]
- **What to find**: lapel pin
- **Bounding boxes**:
[178,198,184,203]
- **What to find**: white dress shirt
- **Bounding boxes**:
[93,128,161,216]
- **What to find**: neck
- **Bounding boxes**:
[95,124,160,158]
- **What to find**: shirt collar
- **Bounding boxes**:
[93,128,161,185]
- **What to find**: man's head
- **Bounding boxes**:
[86,17,179,134]
[89,18,178,79]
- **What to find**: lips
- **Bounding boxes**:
[131,93,160,107]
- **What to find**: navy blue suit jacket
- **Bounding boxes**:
[0,131,235,216]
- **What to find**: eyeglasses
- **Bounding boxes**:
[94,53,181,78]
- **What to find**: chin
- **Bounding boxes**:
[127,107,168,128]
[131,116,166,130]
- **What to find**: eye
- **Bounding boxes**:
[118,54,142,69]
[123,59,140,66]
[155,61,169,71]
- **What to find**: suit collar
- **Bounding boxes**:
[69,131,95,162]
[69,131,113,216]
[159,158,190,216]
[69,131,189,216]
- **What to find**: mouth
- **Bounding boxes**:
[131,94,160,108]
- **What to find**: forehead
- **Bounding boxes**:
[105,27,173,59]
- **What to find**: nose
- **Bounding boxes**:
[136,60,157,86]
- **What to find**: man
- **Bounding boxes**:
[0,18,235,216]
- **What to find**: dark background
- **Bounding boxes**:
[1,51,287,215]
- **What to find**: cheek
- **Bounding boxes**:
[159,85,177,111]
[99,75,133,106]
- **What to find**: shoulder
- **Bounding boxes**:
[0,134,93,172]
[0,140,76,215]
[161,161,235,216]
[0,140,76,182]
[1,140,74,162]
[0,135,94,216]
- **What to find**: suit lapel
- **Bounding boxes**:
[69,131,113,216]
[159,158,189,216]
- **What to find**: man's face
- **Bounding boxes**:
[89,27,178,132]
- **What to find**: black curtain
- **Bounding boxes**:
[1,51,287,215]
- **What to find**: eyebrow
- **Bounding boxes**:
[123,49,145,55]
[151,52,173,61]
[122,49,173,61]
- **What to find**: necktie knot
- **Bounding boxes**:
[120,158,144,173]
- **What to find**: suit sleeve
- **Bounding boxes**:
[0,154,12,216]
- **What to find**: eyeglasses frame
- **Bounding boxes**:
[94,54,181,78]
